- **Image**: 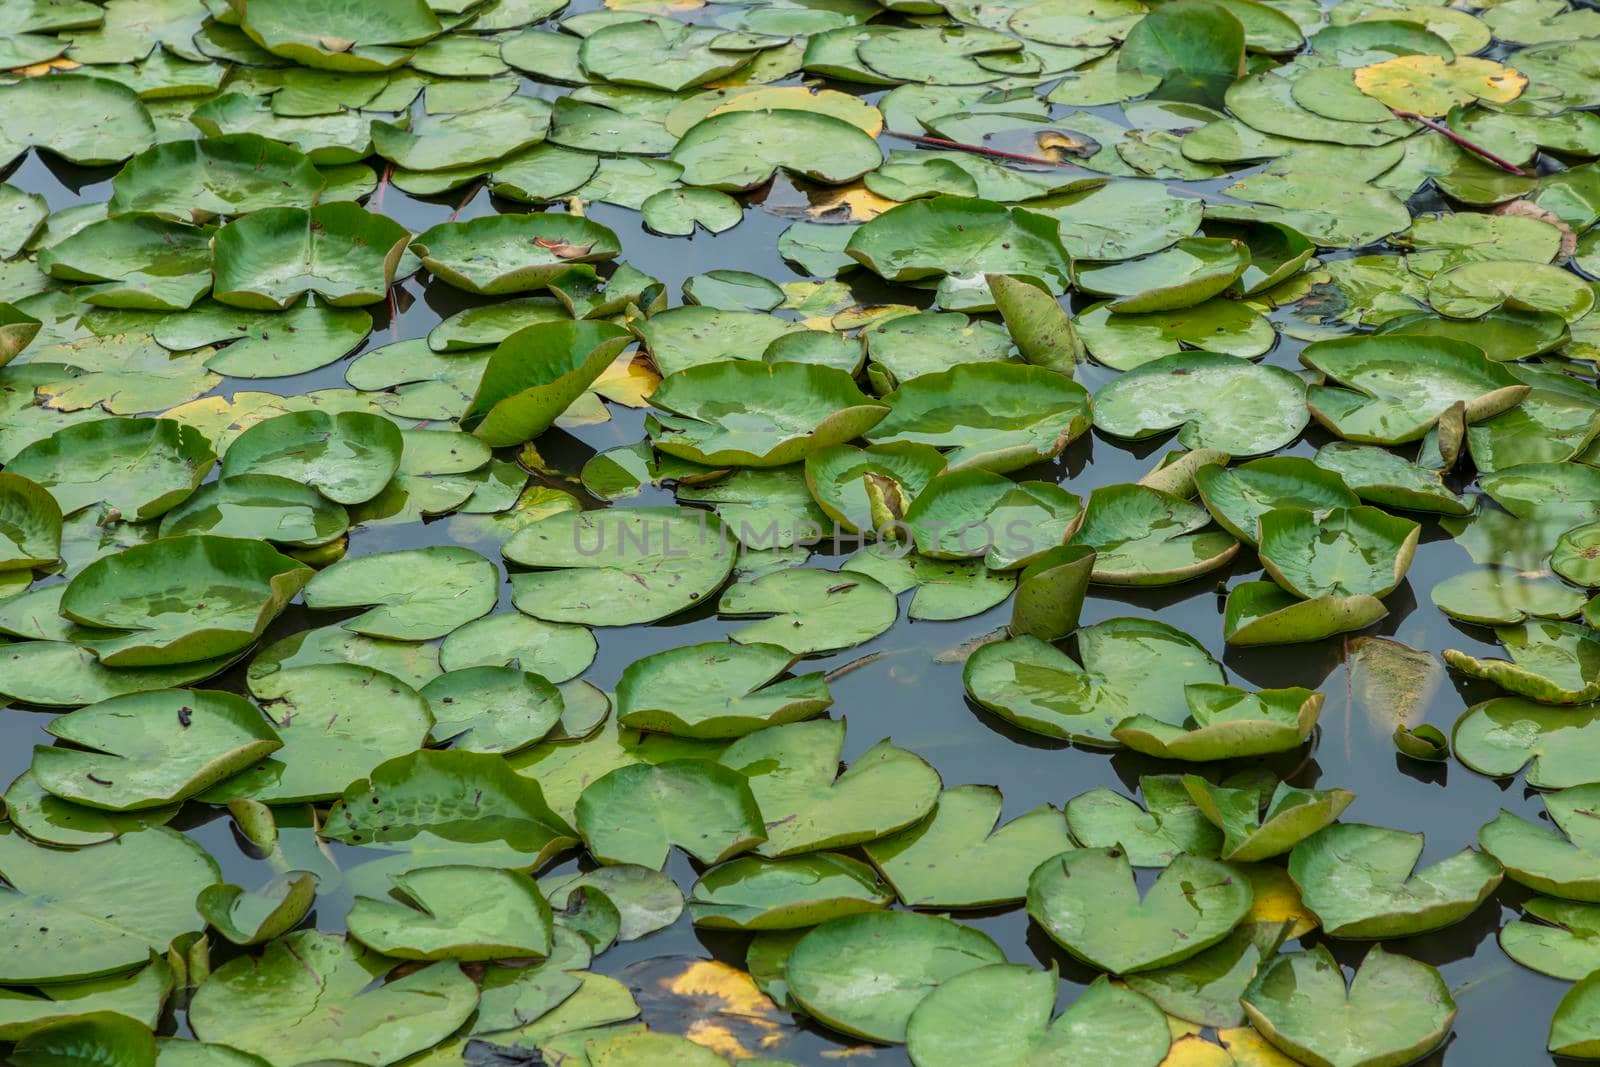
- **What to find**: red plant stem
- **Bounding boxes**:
[886,130,1074,168]
[371,162,392,212]
[1389,110,1529,176]
[448,180,484,222]
[387,283,399,341]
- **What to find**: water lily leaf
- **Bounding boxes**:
[861,785,1072,908]
[211,203,409,311]
[196,870,317,948]
[32,688,279,812]
[1031,180,1202,261]
[153,299,371,379]
[3,768,176,849]
[460,320,630,447]
[1453,697,1600,790]
[1069,483,1239,585]
[188,93,376,165]
[411,214,619,296]
[1193,456,1357,546]
[1301,334,1529,445]
[688,852,891,929]
[505,507,735,625]
[963,621,1224,744]
[1010,544,1095,640]
[542,865,684,942]
[157,475,348,548]
[1092,352,1307,455]
[418,667,562,755]
[1289,822,1502,938]
[61,536,310,667]
[238,0,441,70]
[803,442,945,535]
[0,958,172,1043]
[108,135,324,222]
[1010,0,1148,47]
[985,273,1081,375]
[907,967,1169,1067]
[1075,298,1276,368]
[576,759,765,868]
[1501,896,1600,980]
[1429,260,1596,323]
[1028,848,1251,973]
[855,25,1018,82]
[0,825,217,983]
[846,197,1073,307]
[0,473,61,571]
[785,911,1005,1043]
[636,306,805,377]
[865,310,1017,389]
[617,641,831,739]
[579,18,753,91]
[647,361,886,468]
[0,642,235,708]
[0,301,42,367]
[189,932,474,1067]
[898,469,1081,572]
[1481,461,1600,528]
[1257,505,1419,600]
[347,864,553,962]
[373,95,550,172]
[1114,684,1324,761]
[20,334,221,416]
[1430,569,1584,625]
[221,410,402,505]
[1444,620,1600,705]
[1467,364,1600,473]
[1065,775,1221,866]
[641,187,743,237]
[721,718,940,857]
[1078,238,1249,313]
[304,546,496,641]
[1117,0,1245,108]
[718,567,898,654]
[36,215,212,313]
[205,664,432,805]
[1241,945,1455,1067]
[671,109,881,192]
[0,77,155,169]
[1481,784,1600,901]
[1312,442,1468,515]
[1185,776,1354,862]
[865,363,1091,473]
[1209,165,1412,247]
[842,544,1015,621]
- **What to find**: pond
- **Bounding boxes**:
[0,0,1596,1064]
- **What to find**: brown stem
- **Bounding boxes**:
[886,130,1075,168]
[448,179,485,222]
[1389,110,1529,177]
[372,162,392,212]
[387,283,400,341]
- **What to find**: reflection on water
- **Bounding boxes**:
[0,94,1570,1067]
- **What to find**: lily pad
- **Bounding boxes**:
[1257,505,1419,600]
[1501,896,1600,981]
[1194,456,1358,546]
[211,203,411,310]
[671,109,881,192]
[0,473,61,571]
[1091,352,1308,455]
[238,0,444,71]
[108,135,324,222]
[1069,484,1240,585]
[1453,697,1600,790]
[617,641,831,739]
[1113,684,1324,761]
[7,417,214,522]
[576,759,764,868]
[198,872,317,947]
[963,621,1224,745]
[688,853,891,930]
[719,567,898,655]
[411,214,621,295]
[1186,775,1355,861]
[221,410,401,505]
[1443,621,1600,705]
[1065,775,1221,866]
[1431,569,1584,625]
[347,865,553,961]
[303,546,496,641]
[462,320,631,447]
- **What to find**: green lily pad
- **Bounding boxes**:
[1193,456,1358,546]
[617,641,830,739]
[153,299,371,379]
[1429,260,1596,323]
[963,621,1224,744]
[576,759,764,868]
[1431,569,1584,625]
[33,689,279,811]
[987,273,1081,375]
[1312,442,1468,515]
[1481,784,1600,901]
[211,203,411,310]
[907,967,1170,1067]
[803,442,946,535]
[0,473,61,571]
[37,214,213,312]
[505,507,735,626]
[1289,822,1502,937]
[861,785,1073,908]
[1075,298,1277,369]
[671,109,881,192]
[1092,352,1308,455]
[1453,697,1600,789]
[1468,365,1600,473]
[1501,896,1600,980]
[304,546,496,641]
[864,310,1016,389]
[720,718,941,857]
[1241,945,1455,1067]
[1444,620,1600,705]
[189,932,476,1067]
[0,825,217,983]
[719,567,897,655]
[1065,775,1221,866]
[238,0,443,71]
[7,417,214,521]
[688,853,891,930]
[1068,484,1239,585]
[648,361,887,467]
[108,135,324,222]
[865,363,1091,473]
[347,865,552,961]
[841,544,1015,621]
[221,410,401,506]
[61,536,311,667]
[1078,238,1250,313]
[373,96,551,172]
[1186,775,1355,861]
[198,871,317,947]
[1257,505,1419,600]
[1301,334,1531,444]
[411,214,620,295]
[0,76,155,168]
[461,320,631,447]
[1113,684,1324,761]
[157,475,348,547]
[1028,848,1252,973]
[0,642,236,708]
[579,18,754,91]
[785,911,1005,1043]
[420,667,563,754]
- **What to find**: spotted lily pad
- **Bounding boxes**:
[1092,352,1308,455]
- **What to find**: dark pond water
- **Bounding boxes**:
[0,45,1578,1067]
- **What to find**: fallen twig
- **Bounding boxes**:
[886,130,1073,168]
[1389,110,1529,176]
